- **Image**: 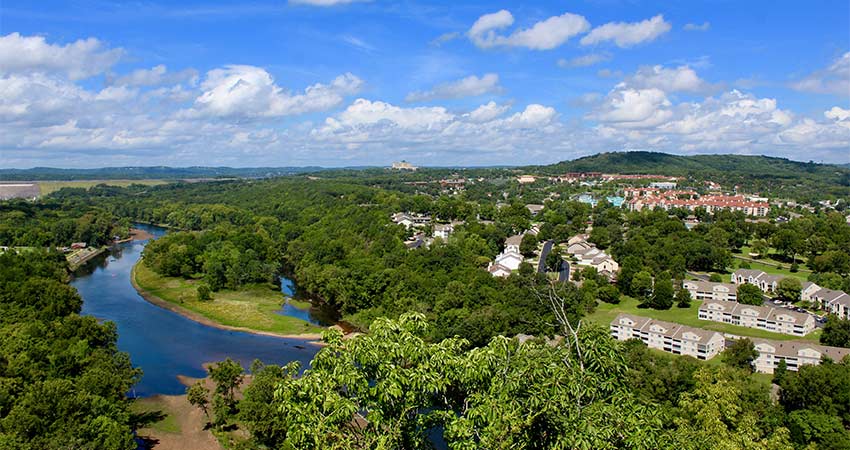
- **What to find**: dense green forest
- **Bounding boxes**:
[0,251,140,449]
[0,199,130,247]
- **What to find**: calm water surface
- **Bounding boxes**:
[72,224,320,397]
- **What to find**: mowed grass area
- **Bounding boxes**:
[38,179,168,195]
[134,262,323,336]
[131,397,181,434]
[585,296,821,342]
[735,259,809,283]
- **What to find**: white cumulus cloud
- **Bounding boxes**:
[0,32,123,79]
[406,73,502,102]
[468,10,590,50]
[580,14,671,48]
[623,65,716,93]
[190,65,363,118]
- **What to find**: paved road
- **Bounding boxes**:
[537,240,554,273]
[558,261,570,283]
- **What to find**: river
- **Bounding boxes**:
[71,224,320,397]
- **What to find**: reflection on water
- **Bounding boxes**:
[72,224,319,397]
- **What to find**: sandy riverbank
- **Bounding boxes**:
[130,264,325,342]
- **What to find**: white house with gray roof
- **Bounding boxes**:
[750,338,850,374]
[698,301,815,336]
[610,314,725,360]
[731,269,784,293]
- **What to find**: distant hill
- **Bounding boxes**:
[0,166,330,181]
[541,151,850,179]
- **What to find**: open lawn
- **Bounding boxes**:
[132,397,181,434]
[585,296,820,342]
[38,179,169,195]
[134,262,323,336]
[733,258,809,282]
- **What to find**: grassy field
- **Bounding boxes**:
[38,179,168,195]
[131,397,181,434]
[134,262,323,336]
[585,295,821,342]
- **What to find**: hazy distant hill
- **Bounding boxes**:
[542,151,850,180]
[0,166,329,181]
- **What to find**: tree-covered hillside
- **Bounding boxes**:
[539,151,850,200]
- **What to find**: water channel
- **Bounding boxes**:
[71,224,321,396]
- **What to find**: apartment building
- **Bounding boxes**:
[750,338,850,374]
[610,314,725,360]
[698,301,815,336]
[566,236,619,278]
[682,280,738,302]
[810,287,850,320]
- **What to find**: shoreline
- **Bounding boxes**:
[130,263,325,343]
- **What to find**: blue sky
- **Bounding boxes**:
[1,0,848,167]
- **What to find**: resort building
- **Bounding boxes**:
[698,301,816,336]
[627,193,769,217]
[682,280,738,302]
[391,161,417,171]
[750,338,850,374]
[731,269,784,293]
[517,175,537,184]
[391,212,431,229]
[610,314,725,360]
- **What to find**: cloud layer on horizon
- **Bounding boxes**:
[0,31,848,168]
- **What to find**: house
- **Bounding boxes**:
[517,175,537,184]
[526,204,545,216]
[487,263,512,278]
[71,242,87,249]
[750,338,850,374]
[504,234,524,254]
[730,269,784,293]
[810,288,850,320]
[801,282,822,302]
[682,280,738,302]
[391,161,417,171]
[433,223,453,240]
[610,314,725,360]
[494,250,524,271]
[698,301,815,336]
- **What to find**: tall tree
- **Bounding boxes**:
[737,283,764,306]
[820,315,850,348]
[651,272,674,310]
[722,338,758,372]
[776,278,802,302]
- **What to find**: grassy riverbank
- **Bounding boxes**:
[585,295,821,342]
[133,261,323,337]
